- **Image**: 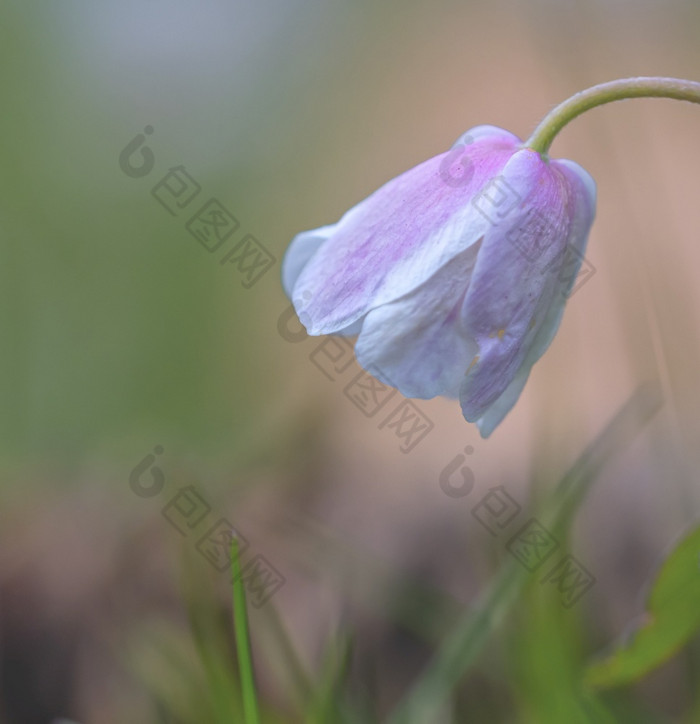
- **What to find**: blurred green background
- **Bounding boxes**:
[1,1,699,722]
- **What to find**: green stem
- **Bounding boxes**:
[526,77,700,156]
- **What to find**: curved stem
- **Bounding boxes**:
[526,77,700,156]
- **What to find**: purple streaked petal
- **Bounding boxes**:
[475,367,530,437]
[460,148,582,422]
[354,242,482,399]
[293,128,522,335]
[464,155,596,434]
[471,157,597,436]
[549,158,597,297]
[516,158,596,356]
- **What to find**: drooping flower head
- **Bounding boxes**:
[282,125,596,437]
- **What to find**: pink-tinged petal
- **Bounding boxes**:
[293,128,522,335]
[354,242,482,399]
[282,224,365,337]
[460,148,581,421]
[281,224,336,299]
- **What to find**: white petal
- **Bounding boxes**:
[336,318,364,337]
[354,243,481,399]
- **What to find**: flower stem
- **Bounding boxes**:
[526,77,700,156]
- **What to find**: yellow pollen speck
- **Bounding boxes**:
[497,328,506,340]
[467,354,480,373]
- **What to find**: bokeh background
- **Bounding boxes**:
[1,1,699,722]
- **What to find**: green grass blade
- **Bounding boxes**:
[304,631,351,724]
[258,596,314,708]
[585,522,700,689]
[231,538,261,724]
[180,548,243,723]
[386,383,662,724]
[506,572,618,724]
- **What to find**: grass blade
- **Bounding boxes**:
[231,537,261,724]
[386,383,662,724]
